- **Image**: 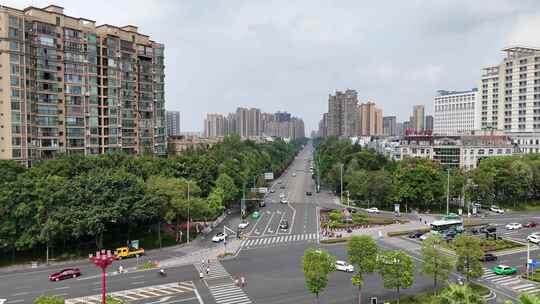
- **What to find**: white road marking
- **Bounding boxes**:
[129,275,145,279]
[11,292,29,296]
[131,281,146,285]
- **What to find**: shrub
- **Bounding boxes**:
[387,228,430,237]
[34,296,65,304]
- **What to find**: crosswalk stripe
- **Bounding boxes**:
[500,279,521,286]
[518,286,538,292]
[513,283,535,290]
[528,289,540,294]
[492,276,517,283]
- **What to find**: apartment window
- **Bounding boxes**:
[12,149,21,158]
[520,81,527,86]
[506,68,513,74]
[56,16,60,26]
[520,66,527,72]
[520,88,527,93]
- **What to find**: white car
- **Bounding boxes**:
[335,260,355,272]
[292,173,296,177]
[490,205,505,214]
[506,223,522,230]
[279,193,285,199]
[212,232,228,242]
[419,232,435,241]
[528,233,540,244]
[366,207,380,214]
[238,221,249,229]
[280,199,289,204]
[0,299,6,304]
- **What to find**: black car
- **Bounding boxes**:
[259,201,266,207]
[280,185,286,189]
[306,191,312,196]
[346,207,358,213]
[408,231,425,239]
[479,253,497,262]
[279,220,289,229]
[479,225,497,233]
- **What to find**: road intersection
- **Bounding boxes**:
[4,142,540,303]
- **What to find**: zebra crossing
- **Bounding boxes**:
[208,282,253,304]
[65,281,195,304]
[241,233,318,249]
[481,268,540,294]
[195,262,253,304]
[196,261,231,281]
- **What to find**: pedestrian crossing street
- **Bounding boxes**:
[196,261,232,281]
[65,281,195,304]
[241,233,318,249]
[481,268,540,294]
[195,262,253,304]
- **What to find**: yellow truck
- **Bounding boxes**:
[115,246,145,260]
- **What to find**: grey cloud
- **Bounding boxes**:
[6,0,540,133]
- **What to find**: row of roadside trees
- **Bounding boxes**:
[302,234,540,304]
[315,137,540,211]
[0,135,306,262]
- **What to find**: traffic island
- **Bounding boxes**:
[386,283,490,304]
[443,238,524,253]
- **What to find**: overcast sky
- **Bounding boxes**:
[7,1,540,134]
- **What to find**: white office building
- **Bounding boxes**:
[433,89,478,135]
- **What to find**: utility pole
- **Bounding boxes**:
[317,154,321,193]
[241,181,246,220]
[446,169,450,215]
[187,182,191,244]
[340,163,344,204]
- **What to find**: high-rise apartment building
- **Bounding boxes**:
[358,102,383,136]
[166,111,180,136]
[433,89,477,135]
[425,115,434,132]
[383,116,397,136]
[479,47,540,133]
[235,107,249,137]
[318,113,328,138]
[203,113,228,137]
[247,108,261,137]
[411,105,425,131]
[327,89,358,137]
[396,122,404,137]
[0,5,166,165]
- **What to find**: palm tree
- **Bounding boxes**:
[438,283,485,304]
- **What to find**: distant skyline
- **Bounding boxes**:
[6,0,540,134]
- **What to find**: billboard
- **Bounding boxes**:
[264,172,274,180]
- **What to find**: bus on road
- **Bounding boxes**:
[430,214,464,236]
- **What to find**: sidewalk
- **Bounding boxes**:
[0,212,243,276]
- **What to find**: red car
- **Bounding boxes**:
[49,268,81,281]
[525,222,538,228]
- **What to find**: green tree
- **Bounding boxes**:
[421,234,453,294]
[347,235,379,304]
[215,173,239,207]
[34,295,65,304]
[505,293,540,304]
[377,250,415,304]
[454,235,484,282]
[437,283,485,304]
[395,158,445,211]
[302,248,336,303]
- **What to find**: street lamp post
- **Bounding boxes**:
[187,182,191,245]
[446,169,450,215]
[340,163,344,204]
[89,249,116,304]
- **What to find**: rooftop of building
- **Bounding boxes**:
[436,89,478,97]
